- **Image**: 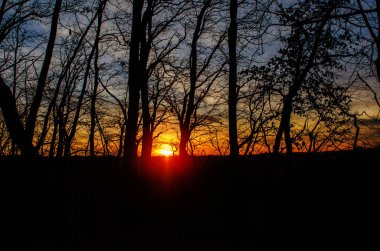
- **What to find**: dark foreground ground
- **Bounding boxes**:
[0,149,379,250]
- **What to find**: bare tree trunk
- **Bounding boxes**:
[140,43,152,159]
[375,0,380,81]
[139,1,154,160]
[141,130,153,159]
[49,107,58,157]
[179,126,190,157]
[124,0,144,162]
[140,70,152,159]
[0,75,33,156]
[273,119,284,154]
[283,115,292,156]
[308,134,314,153]
[273,15,330,157]
[0,0,62,156]
[49,124,58,157]
[179,0,211,157]
[117,124,125,158]
[56,104,65,157]
[64,41,97,157]
[25,0,62,148]
[90,1,106,157]
[139,1,187,159]
[353,116,360,150]
[36,13,99,153]
[228,0,239,157]
[273,96,293,155]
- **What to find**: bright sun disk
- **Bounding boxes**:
[159,148,173,157]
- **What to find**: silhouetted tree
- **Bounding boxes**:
[89,0,108,157]
[167,0,226,156]
[1,0,378,157]
[0,0,62,156]
[228,0,238,156]
[36,5,100,155]
[249,0,352,156]
[123,0,144,162]
[139,1,189,160]
[227,0,274,155]
[347,0,380,140]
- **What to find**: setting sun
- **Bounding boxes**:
[156,144,174,156]
[159,149,173,157]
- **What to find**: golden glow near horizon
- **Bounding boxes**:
[159,149,173,157]
[156,144,174,156]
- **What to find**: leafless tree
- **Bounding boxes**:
[0,0,62,156]
[247,0,353,156]
[167,0,227,156]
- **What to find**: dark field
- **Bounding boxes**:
[1,150,378,250]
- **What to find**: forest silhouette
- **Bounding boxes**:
[0,0,379,249]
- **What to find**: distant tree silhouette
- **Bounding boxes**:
[90,0,108,157]
[249,0,352,156]
[0,0,62,156]
[166,0,226,156]
[118,0,189,161]
[228,0,239,157]
[35,6,100,156]
[228,0,275,155]
[349,0,380,140]
[138,1,188,160]
[57,1,111,157]
[356,0,380,90]
[1,0,378,157]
